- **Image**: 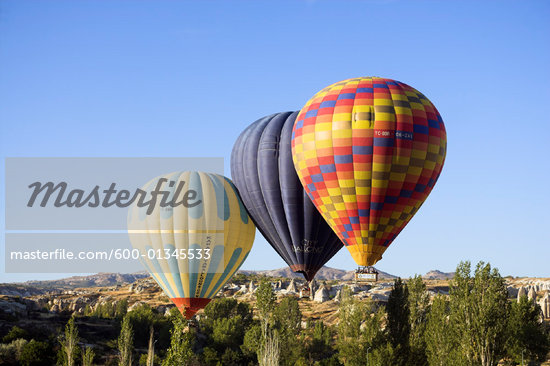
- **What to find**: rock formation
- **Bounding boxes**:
[333,289,341,303]
[528,287,537,302]
[539,293,550,319]
[0,297,28,316]
[309,280,317,300]
[517,286,526,302]
[313,285,330,303]
[286,278,297,293]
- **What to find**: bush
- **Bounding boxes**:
[122,303,173,351]
[199,298,255,365]
[19,339,53,366]
[307,321,336,363]
[273,296,304,365]
[2,326,28,343]
[0,338,28,365]
[162,316,195,366]
[138,352,161,365]
[125,303,154,348]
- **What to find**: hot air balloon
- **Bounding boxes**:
[231,112,343,283]
[291,77,446,281]
[127,171,255,318]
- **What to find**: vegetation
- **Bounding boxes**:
[19,339,53,366]
[0,260,549,365]
[162,316,195,366]
[507,293,550,363]
[386,277,410,365]
[425,295,460,365]
[81,346,94,366]
[58,316,79,366]
[1,326,27,344]
[407,275,429,365]
[117,313,134,366]
[337,286,390,366]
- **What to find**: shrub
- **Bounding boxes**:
[2,326,28,343]
[19,339,53,366]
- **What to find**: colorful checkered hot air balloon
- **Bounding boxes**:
[291,77,446,272]
[128,171,255,318]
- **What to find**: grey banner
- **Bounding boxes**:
[6,157,223,230]
[4,157,225,273]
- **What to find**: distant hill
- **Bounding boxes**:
[423,270,455,280]
[0,272,147,296]
[238,266,397,281]
[23,272,149,289]
[1,267,455,295]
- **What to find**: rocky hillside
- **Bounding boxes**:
[423,270,455,280]
[0,272,150,298]
[238,266,397,280]
[24,272,149,289]
[1,270,549,325]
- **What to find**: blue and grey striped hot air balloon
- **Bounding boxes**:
[231,112,343,282]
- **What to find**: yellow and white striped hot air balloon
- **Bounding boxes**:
[127,171,255,318]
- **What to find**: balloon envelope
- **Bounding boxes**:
[128,171,255,318]
[291,77,447,267]
[231,112,343,281]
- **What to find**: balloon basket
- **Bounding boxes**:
[354,267,378,283]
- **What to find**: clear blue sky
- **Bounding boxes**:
[1,0,549,282]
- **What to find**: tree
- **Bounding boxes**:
[273,297,302,337]
[2,326,27,343]
[162,316,194,366]
[146,326,155,366]
[258,322,279,366]
[118,313,134,366]
[506,295,550,363]
[83,304,92,316]
[255,278,279,366]
[199,298,254,365]
[125,303,155,348]
[386,277,410,365]
[82,347,94,366]
[256,278,276,322]
[337,286,365,366]
[337,286,387,366]
[19,339,53,366]
[425,295,463,366]
[140,353,161,366]
[93,301,115,318]
[202,298,253,331]
[368,342,396,366]
[307,321,336,363]
[211,316,246,351]
[59,316,79,366]
[0,338,28,365]
[407,275,429,366]
[242,322,262,362]
[450,261,509,366]
[115,299,129,319]
[273,296,303,365]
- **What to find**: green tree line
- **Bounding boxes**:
[0,261,548,365]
